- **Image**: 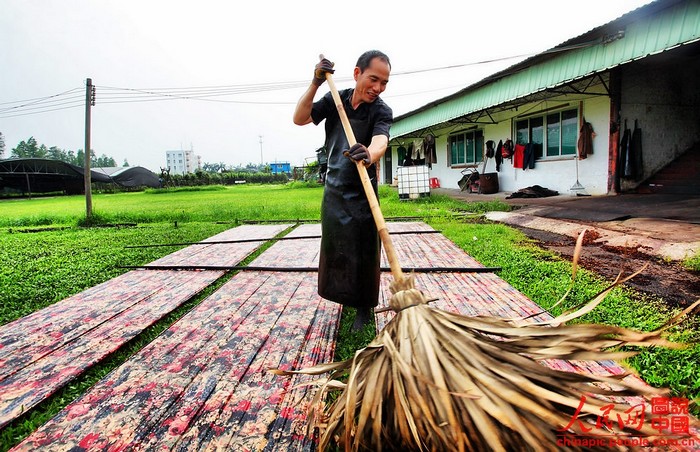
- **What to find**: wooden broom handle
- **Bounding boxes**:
[322,56,404,281]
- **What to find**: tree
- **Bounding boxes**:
[244,162,268,172]
[65,149,78,166]
[94,154,116,167]
[12,137,40,158]
[37,144,49,159]
[10,137,122,167]
[202,162,228,173]
[48,146,67,161]
[75,149,97,167]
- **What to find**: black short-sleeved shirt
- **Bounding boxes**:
[311,88,393,308]
[311,89,392,157]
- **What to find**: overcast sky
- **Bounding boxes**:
[1,0,651,172]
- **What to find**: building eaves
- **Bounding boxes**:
[390,0,697,139]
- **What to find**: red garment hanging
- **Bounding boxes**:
[513,143,526,169]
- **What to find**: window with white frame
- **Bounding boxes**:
[515,108,578,159]
[448,129,484,167]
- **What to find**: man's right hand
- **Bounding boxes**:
[343,143,371,166]
[313,58,335,86]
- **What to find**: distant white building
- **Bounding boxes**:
[165,149,201,175]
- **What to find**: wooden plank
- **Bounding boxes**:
[249,224,321,268]
[14,272,340,451]
[0,225,289,429]
[0,270,223,429]
[146,224,291,267]
[13,224,339,450]
[381,223,484,269]
[376,271,551,330]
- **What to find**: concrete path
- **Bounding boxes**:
[433,188,700,261]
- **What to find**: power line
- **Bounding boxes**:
[91,41,597,105]
[93,78,344,104]
[0,102,85,119]
[392,39,599,77]
[95,83,310,104]
[0,95,84,113]
[0,87,82,108]
[1,41,598,115]
[0,88,85,118]
[97,97,298,106]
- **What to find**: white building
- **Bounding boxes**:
[384,0,700,197]
[165,149,201,175]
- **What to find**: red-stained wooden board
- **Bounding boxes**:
[15,224,339,451]
[0,225,289,429]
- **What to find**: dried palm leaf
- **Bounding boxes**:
[272,232,700,451]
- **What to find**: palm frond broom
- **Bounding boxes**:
[271,59,700,451]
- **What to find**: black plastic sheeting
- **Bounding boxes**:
[91,166,161,188]
[0,159,160,194]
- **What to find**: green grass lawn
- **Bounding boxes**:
[0,184,325,227]
[0,184,697,449]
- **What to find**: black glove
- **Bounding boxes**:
[343,143,371,166]
[313,58,335,86]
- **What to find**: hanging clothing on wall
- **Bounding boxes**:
[424,134,437,168]
[485,140,495,158]
[411,139,426,165]
[577,120,594,159]
[397,145,407,166]
[501,139,514,163]
[513,143,525,169]
[412,139,424,159]
[403,142,415,166]
[523,143,536,170]
[495,139,503,171]
[428,146,437,166]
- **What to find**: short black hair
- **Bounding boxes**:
[356,50,391,72]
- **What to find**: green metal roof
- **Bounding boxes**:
[390,0,700,139]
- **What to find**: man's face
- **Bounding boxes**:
[353,57,390,104]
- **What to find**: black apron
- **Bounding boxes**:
[316,91,382,309]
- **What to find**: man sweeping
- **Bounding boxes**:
[283,54,700,451]
[293,50,393,330]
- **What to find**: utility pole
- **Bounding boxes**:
[84,78,95,219]
[259,135,263,166]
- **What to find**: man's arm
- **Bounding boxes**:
[294,57,335,126]
[292,83,319,126]
[345,134,388,166]
[365,134,388,164]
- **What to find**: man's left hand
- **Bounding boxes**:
[343,144,371,166]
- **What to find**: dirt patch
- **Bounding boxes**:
[516,226,700,310]
[8,226,70,234]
